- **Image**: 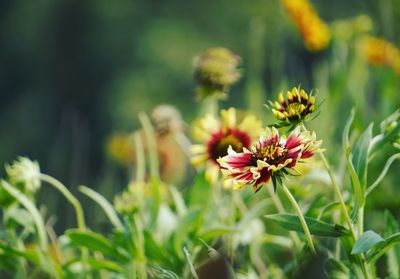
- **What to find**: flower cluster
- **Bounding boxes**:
[217,127,321,192]
[269,87,316,125]
[194,47,241,99]
[5,157,41,195]
[191,108,262,184]
[282,0,330,52]
[360,36,400,75]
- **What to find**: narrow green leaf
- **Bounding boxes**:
[264,214,350,237]
[366,153,400,196]
[0,241,40,265]
[79,186,124,230]
[198,226,239,240]
[352,123,372,189]
[148,177,162,229]
[1,181,48,251]
[351,230,384,254]
[66,229,130,262]
[367,232,400,263]
[342,109,363,220]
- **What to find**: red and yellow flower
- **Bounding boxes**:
[270,87,317,125]
[191,108,262,184]
[217,127,321,192]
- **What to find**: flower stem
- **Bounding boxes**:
[138,112,160,179]
[40,174,86,231]
[133,132,146,184]
[319,153,356,238]
[319,153,371,279]
[267,185,302,248]
[280,183,316,254]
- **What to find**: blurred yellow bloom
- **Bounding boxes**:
[191,108,262,186]
[107,133,136,165]
[360,36,400,75]
[282,0,330,52]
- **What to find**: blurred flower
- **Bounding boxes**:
[282,0,330,52]
[108,105,189,185]
[114,182,145,214]
[269,86,317,126]
[107,133,136,165]
[360,36,400,75]
[194,47,241,99]
[191,108,262,184]
[5,157,41,194]
[218,127,321,192]
[151,104,185,136]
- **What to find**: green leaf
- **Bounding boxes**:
[148,177,162,229]
[351,230,384,254]
[342,110,363,220]
[352,124,372,187]
[4,207,35,232]
[79,186,124,230]
[66,229,130,262]
[143,231,177,268]
[0,240,40,265]
[198,226,239,240]
[264,214,350,237]
[366,153,400,196]
[367,232,400,263]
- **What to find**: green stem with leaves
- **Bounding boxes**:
[319,153,371,279]
[280,182,316,254]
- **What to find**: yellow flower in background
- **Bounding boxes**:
[282,0,330,52]
[360,36,400,75]
[191,108,262,185]
[107,133,136,165]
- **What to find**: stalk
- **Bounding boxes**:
[40,174,86,231]
[267,185,302,248]
[280,183,316,254]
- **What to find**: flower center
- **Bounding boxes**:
[252,144,288,165]
[208,129,250,163]
[216,134,244,156]
[285,103,307,120]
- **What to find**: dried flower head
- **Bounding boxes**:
[269,87,317,126]
[191,108,262,184]
[282,0,330,52]
[217,127,322,192]
[195,47,241,99]
[151,104,184,136]
[5,157,41,194]
[360,36,400,75]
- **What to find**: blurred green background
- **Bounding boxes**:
[1,0,399,230]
